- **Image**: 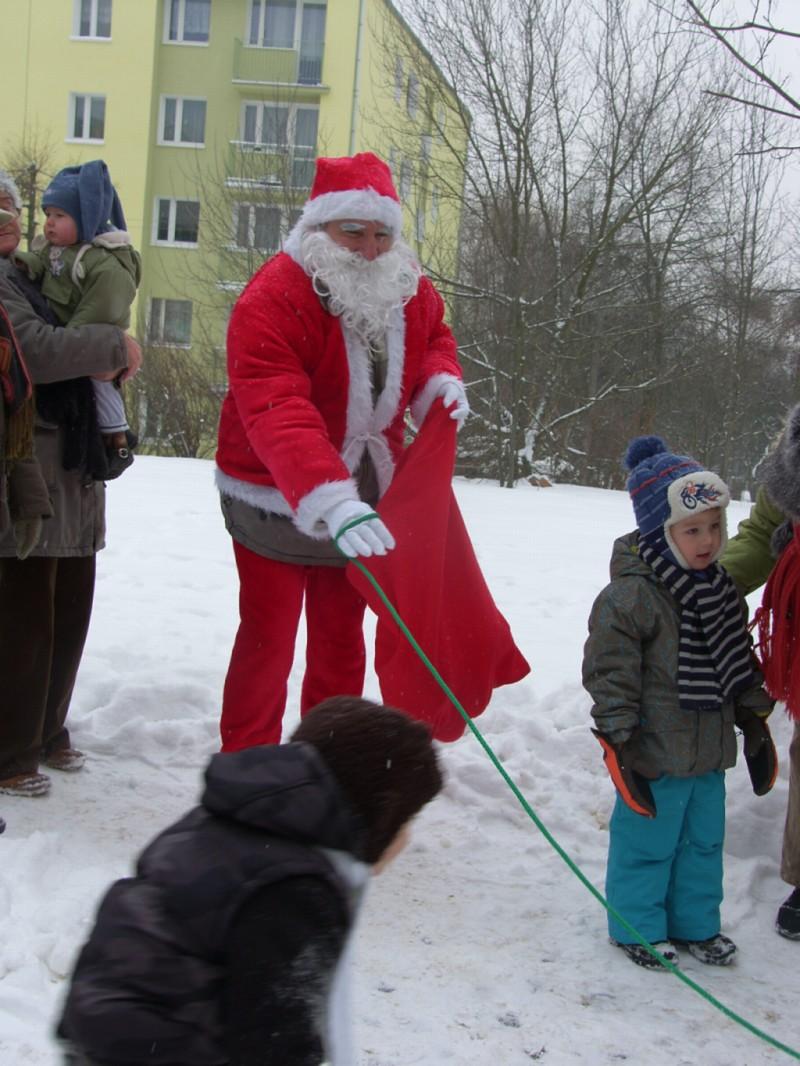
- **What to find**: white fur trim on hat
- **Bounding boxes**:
[283,189,404,263]
[663,471,730,566]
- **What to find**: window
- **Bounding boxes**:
[399,159,412,200]
[394,57,404,104]
[406,71,419,120]
[415,209,425,243]
[248,0,295,47]
[240,102,318,186]
[148,299,193,346]
[165,0,210,43]
[68,93,105,141]
[159,97,206,146]
[435,103,446,142]
[430,185,439,222]
[154,198,200,246]
[298,4,325,84]
[234,204,280,251]
[74,0,111,38]
[420,133,432,164]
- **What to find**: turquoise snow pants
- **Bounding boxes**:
[606,771,725,944]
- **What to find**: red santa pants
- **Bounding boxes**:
[220,540,368,750]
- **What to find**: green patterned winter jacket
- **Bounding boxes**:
[583,531,770,779]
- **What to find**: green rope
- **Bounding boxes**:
[335,518,800,1061]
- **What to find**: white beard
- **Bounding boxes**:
[300,229,421,344]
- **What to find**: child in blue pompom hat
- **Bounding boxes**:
[582,435,774,970]
[15,160,141,478]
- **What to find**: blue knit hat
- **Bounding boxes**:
[625,435,730,566]
[42,159,126,243]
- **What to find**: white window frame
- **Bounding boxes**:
[232,203,282,252]
[406,71,419,121]
[164,0,211,45]
[399,159,412,200]
[239,100,317,149]
[247,0,306,49]
[152,197,200,247]
[147,298,193,347]
[158,96,207,148]
[72,0,112,39]
[415,208,425,243]
[67,93,106,143]
[435,103,446,143]
[430,185,439,222]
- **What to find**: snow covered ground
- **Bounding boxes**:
[1,456,798,1065]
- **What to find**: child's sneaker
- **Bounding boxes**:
[673,934,737,965]
[105,429,137,480]
[612,939,679,969]
[776,888,800,940]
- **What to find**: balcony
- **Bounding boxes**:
[232,39,327,93]
[227,141,316,190]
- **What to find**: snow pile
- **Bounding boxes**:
[0,458,796,1065]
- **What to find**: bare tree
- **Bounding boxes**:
[667,0,800,148]
[384,0,753,485]
[2,129,59,249]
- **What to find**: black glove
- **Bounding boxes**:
[739,716,778,797]
[592,729,656,818]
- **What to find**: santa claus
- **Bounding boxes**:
[215,152,468,750]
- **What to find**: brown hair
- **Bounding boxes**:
[291,695,443,863]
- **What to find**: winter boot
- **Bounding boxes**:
[776,888,800,940]
[612,940,679,970]
[42,747,86,772]
[0,771,51,796]
[672,934,737,965]
[0,815,5,833]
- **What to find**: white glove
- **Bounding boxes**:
[323,500,395,559]
[437,380,469,428]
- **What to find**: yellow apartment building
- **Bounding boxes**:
[1,0,465,451]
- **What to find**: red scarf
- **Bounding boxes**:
[755,527,800,720]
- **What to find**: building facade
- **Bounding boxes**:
[0,0,465,451]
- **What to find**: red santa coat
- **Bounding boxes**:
[216,252,463,537]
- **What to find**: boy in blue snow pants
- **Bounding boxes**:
[582,435,773,969]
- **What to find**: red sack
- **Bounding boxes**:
[347,400,530,740]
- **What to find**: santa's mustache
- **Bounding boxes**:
[300,230,421,342]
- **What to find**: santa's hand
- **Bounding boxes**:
[324,500,395,559]
[436,380,469,428]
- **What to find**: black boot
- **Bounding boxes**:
[776,888,800,940]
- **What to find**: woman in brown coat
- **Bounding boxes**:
[0,171,141,799]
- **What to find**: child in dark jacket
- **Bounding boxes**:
[583,436,773,969]
[56,696,443,1066]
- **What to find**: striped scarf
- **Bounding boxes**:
[639,537,755,711]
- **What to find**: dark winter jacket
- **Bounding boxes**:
[57,743,370,1066]
[0,257,126,557]
[583,531,771,778]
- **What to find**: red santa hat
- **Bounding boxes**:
[283,152,404,261]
